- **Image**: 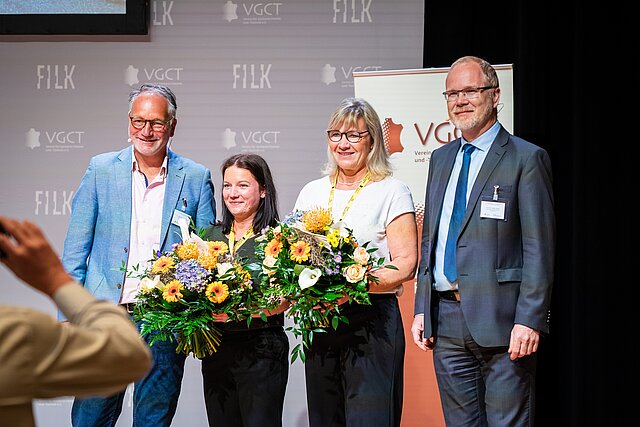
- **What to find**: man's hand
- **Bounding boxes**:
[508,324,540,360]
[0,216,72,297]
[411,314,433,351]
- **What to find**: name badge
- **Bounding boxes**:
[171,209,192,228]
[480,200,506,220]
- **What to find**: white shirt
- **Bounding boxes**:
[294,176,415,295]
[121,150,168,304]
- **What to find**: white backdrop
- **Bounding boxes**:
[0,1,424,426]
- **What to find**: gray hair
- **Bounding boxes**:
[128,84,177,118]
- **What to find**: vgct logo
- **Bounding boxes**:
[321,64,382,87]
[332,0,373,23]
[233,64,272,89]
[125,65,183,86]
[152,1,174,26]
[36,65,75,90]
[25,128,85,152]
[223,1,283,24]
[221,127,280,151]
[34,190,74,216]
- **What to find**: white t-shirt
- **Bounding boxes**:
[294,176,415,294]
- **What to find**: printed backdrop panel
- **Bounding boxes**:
[0,1,424,426]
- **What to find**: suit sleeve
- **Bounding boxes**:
[2,282,151,402]
[194,167,216,232]
[62,158,99,286]
[515,148,555,333]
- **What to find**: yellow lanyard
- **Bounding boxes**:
[228,225,254,256]
[328,171,371,221]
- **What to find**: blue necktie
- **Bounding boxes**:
[443,143,476,283]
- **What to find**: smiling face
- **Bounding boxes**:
[222,165,265,223]
[445,60,500,141]
[327,118,372,177]
[128,92,176,163]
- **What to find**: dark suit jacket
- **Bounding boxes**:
[414,125,555,347]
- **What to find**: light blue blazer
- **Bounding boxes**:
[414,125,555,347]
[62,147,216,304]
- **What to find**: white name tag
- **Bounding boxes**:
[171,209,192,227]
[480,200,506,220]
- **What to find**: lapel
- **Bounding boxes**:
[114,147,133,228]
[161,150,186,248]
[461,126,509,230]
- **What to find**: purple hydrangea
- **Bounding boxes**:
[176,259,209,292]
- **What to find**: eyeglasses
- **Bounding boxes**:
[327,130,369,143]
[129,116,172,132]
[443,86,496,102]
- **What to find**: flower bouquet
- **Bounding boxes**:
[127,232,258,359]
[254,207,394,362]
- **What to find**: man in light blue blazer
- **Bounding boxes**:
[412,56,555,426]
[62,84,216,427]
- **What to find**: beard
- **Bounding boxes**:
[449,102,494,132]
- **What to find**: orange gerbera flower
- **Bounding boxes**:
[265,239,283,257]
[163,280,184,302]
[151,256,175,274]
[206,281,229,304]
[207,241,229,257]
[290,240,311,263]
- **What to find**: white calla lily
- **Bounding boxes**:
[298,267,322,290]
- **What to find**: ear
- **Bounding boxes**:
[492,87,501,108]
[169,118,177,138]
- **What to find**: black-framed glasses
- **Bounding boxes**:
[327,130,369,143]
[443,86,496,102]
[129,116,172,132]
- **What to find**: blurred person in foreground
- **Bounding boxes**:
[411,55,555,426]
[200,153,290,427]
[294,97,418,426]
[62,83,216,426]
[0,216,152,427]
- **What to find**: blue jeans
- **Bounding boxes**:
[71,323,187,427]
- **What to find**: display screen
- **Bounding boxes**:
[0,0,146,35]
[0,0,125,15]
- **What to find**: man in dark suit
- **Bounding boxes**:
[411,56,555,426]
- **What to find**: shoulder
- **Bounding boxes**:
[203,224,225,241]
[372,176,412,195]
[168,151,211,174]
[299,176,330,193]
[90,147,129,166]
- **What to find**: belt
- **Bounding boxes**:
[120,303,136,313]
[435,290,460,302]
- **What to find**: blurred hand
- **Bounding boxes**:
[0,216,72,297]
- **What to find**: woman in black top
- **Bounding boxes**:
[201,153,289,427]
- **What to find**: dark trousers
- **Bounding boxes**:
[71,327,186,427]
[201,328,289,427]
[433,298,537,427]
[304,295,405,427]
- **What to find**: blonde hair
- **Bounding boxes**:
[322,97,392,181]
